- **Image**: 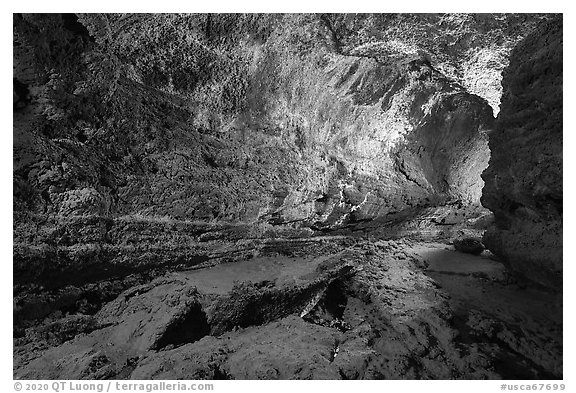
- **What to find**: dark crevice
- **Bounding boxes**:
[338,368,349,380]
[153,303,210,350]
[211,364,232,380]
[115,357,140,379]
[13,78,30,111]
[319,14,343,54]
[302,278,351,332]
[61,13,94,42]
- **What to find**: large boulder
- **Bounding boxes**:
[481,16,562,289]
[453,237,485,255]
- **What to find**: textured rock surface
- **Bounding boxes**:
[15,240,561,379]
[14,13,548,293]
[13,14,500,225]
[316,13,547,115]
[481,16,563,289]
[15,251,352,379]
[453,237,485,255]
[13,13,561,380]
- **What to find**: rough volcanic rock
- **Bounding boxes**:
[14,237,562,379]
[13,14,500,227]
[481,16,563,289]
[13,13,528,293]
[288,14,547,115]
[13,13,549,232]
[14,14,549,235]
[13,14,561,381]
[68,241,496,380]
[14,276,205,379]
[131,316,345,380]
[14,250,355,379]
[453,237,485,255]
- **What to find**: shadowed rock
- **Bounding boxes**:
[453,237,485,255]
[481,16,563,289]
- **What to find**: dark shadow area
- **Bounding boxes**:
[62,13,94,41]
[153,303,210,350]
[13,78,30,111]
[303,279,350,332]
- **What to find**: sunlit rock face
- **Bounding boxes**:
[307,13,546,116]
[237,43,495,226]
[481,16,563,289]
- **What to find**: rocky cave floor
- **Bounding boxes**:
[13,207,562,380]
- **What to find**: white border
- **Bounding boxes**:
[3,3,572,391]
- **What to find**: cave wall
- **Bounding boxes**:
[15,13,536,226]
[13,13,549,286]
[481,16,563,289]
